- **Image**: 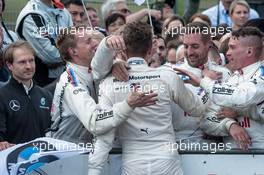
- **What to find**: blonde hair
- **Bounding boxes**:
[229,0,250,15]
[4,40,35,64]
[56,25,104,62]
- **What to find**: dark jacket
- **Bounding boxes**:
[0,77,52,144]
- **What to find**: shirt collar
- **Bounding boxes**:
[23,80,33,95]
[181,60,203,77]
[67,62,92,83]
[240,61,261,76]
[127,57,148,67]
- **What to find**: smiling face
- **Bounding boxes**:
[72,29,98,66]
[7,47,35,83]
[226,36,247,70]
[183,33,210,67]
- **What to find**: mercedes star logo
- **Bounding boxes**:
[9,100,21,111]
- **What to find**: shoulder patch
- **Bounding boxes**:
[73,88,86,95]
[259,66,264,77]
[66,68,78,87]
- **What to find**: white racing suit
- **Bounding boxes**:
[165,61,231,146]
[89,57,206,175]
[49,38,134,144]
[2,27,19,50]
[200,61,264,148]
[164,62,210,145]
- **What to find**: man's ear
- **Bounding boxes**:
[6,62,12,71]
[68,47,77,57]
[247,47,253,56]
[208,41,214,49]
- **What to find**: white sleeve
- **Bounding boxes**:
[172,74,206,117]
[91,37,115,81]
[88,79,116,174]
[200,75,264,108]
[88,129,115,175]
[64,82,133,136]
[241,102,264,122]
[200,111,236,136]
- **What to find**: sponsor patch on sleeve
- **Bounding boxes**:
[96,110,113,121]
[212,87,234,95]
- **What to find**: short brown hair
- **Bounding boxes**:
[162,15,185,38]
[56,26,79,62]
[56,25,91,62]
[189,13,211,27]
[231,26,263,58]
[184,22,211,43]
[56,25,104,62]
[4,40,35,64]
[163,15,185,29]
[123,21,152,56]
[86,6,97,13]
[232,26,263,38]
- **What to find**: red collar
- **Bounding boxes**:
[52,0,64,9]
[237,69,243,75]
[197,64,205,70]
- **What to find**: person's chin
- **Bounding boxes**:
[24,73,34,78]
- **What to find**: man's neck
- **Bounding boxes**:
[240,58,259,70]
[128,54,147,62]
[71,59,90,69]
[261,49,264,60]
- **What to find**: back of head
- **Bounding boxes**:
[123,21,153,58]
[243,18,264,33]
[56,25,89,62]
